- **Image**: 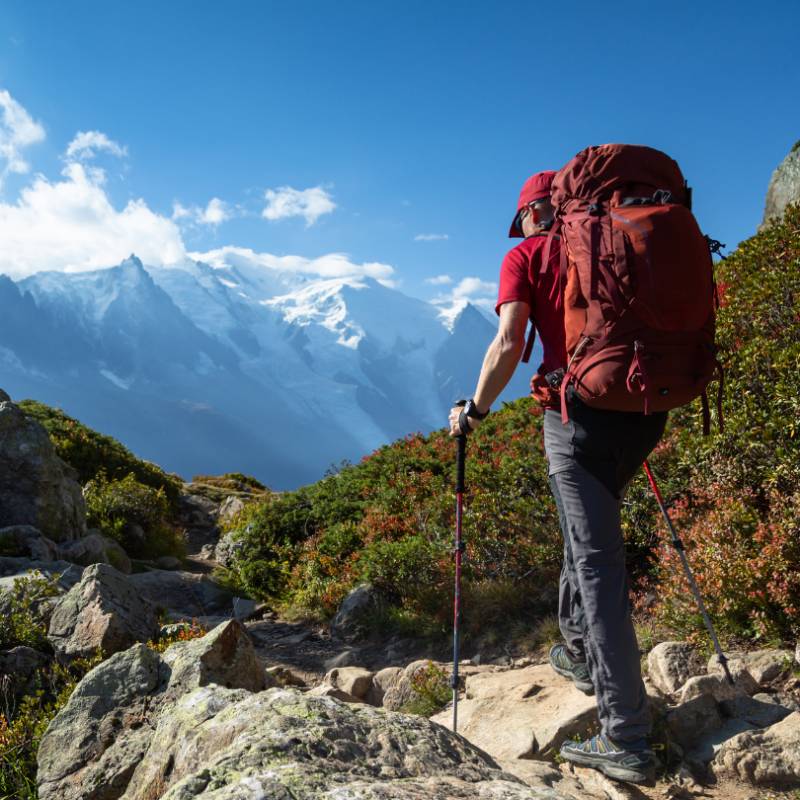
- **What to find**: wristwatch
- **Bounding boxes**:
[458,399,490,436]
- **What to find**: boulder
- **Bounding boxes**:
[720,694,797,727]
[330,582,384,639]
[193,578,233,609]
[373,665,405,693]
[711,649,792,685]
[665,692,722,748]
[37,621,274,800]
[431,663,599,761]
[0,525,61,561]
[58,533,109,568]
[307,684,365,704]
[0,401,87,543]
[685,718,756,767]
[647,641,698,694]
[37,644,165,800]
[713,711,800,784]
[129,569,204,617]
[154,555,182,570]
[383,675,418,711]
[219,495,246,521]
[679,662,758,703]
[47,563,159,660]
[232,596,267,621]
[103,537,132,575]
[759,144,800,231]
[0,646,52,698]
[161,619,276,697]
[98,687,532,800]
[0,388,9,402]
[325,666,374,699]
[214,531,245,568]
[324,648,367,672]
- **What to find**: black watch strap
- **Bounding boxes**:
[457,398,489,436]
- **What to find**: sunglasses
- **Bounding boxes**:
[515,204,537,235]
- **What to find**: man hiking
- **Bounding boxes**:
[448,168,667,785]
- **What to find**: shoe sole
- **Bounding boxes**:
[549,661,595,696]
[562,751,655,785]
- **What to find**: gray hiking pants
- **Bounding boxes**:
[544,406,668,745]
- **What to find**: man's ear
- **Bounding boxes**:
[531,207,540,225]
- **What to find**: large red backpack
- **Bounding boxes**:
[531,144,723,431]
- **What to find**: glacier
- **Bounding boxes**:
[0,254,541,489]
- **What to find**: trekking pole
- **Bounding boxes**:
[451,402,467,733]
[643,460,733,684]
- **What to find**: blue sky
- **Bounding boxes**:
[0,1,798,308]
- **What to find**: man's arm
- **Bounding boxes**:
[448,300,531,437]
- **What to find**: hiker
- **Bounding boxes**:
[448,167,673,784]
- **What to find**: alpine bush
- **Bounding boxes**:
[18,400,182,510]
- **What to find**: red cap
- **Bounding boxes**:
[508,170,557,238]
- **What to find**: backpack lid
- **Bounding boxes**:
[552,144,686,207]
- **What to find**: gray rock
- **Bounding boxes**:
[383,675,418,711]
[720,695,796,727]
[154,555,182,570]
[679,662,758,703]
[753,692,800,712]
[219,495,246,521]
[330,582,385,639]
[214,531,245,568]
[161,620,276,697]
[232,596,266,621]
[685,717,756,766]
[0,388,9,402]
[193,579,233,609]
[0,646,52,698]
[0,525,60,561]
[58,533,109,568]
[48,563,159,660]
[37,643,164,800]
[130,569,203,617]
[0,401,87,543]
[720,649,792,685]
[324,648,367,672]
[103,537,132,575]
[647,641,698,694]
[37,620,275,800]
[325,666,374,699]
[759,144,800,231]
[666,692,723,749]
[713,711,800,784]
[127,687,532,800]
[373,666,405,694]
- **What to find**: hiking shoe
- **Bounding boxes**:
[560,735,656,785]
[549,644,594,695]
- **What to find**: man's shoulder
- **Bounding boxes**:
[504,234,549,265]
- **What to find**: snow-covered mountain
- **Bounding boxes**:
[0,254,540,488]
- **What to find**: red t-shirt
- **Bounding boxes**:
[495,233,566,375]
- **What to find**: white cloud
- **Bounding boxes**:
[191,245,395,285]
[0,161,185,279]
[65,131,128,161]
[414,233,448,241]
[424,275,452,285]
[431,276,498,311]
[0,89,45,184]
[172,202,192,220]
[262,185,336,226]
[197,197,232,225]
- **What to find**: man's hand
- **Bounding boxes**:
[448,406,478,438]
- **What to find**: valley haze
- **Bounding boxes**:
[0,253,538,489]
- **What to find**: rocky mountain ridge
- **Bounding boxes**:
[0,254,536,489]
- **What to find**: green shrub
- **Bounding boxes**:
[18,400,182,510]
[84,472,185,559]
[192,473,268,494]
[400,662,452,717]
[0,531,18,558]
[0,573,61,651]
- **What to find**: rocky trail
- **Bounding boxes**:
[4,394,800,799]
